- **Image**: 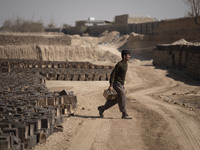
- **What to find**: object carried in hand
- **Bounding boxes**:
[103,89,118,100]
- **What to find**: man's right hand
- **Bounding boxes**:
[108,85,113,91]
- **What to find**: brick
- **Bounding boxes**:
[38,98,47,107]
[2,128,19,138]
[41,118,50,129]
[0,136,11,150]
[17,125,29,143]
[24,135,37,149]
[47,97,55,106]
[37,132,47,144]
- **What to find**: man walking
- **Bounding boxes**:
[98,50,132,119]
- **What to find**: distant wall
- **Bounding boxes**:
[63,26,84,35]
[128,16,155,24]
[127,17,200,43]
[88,24,129,36]
[64,17,200,43]
[128,21,159,35]
[114,14,128,25]
[153,44,200,81]
[157,17,200,42]
[120,17,200,60]
[45,28,62,32]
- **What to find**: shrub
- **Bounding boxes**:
[0,17,45,32]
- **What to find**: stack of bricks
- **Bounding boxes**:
[0,59,113,81]
[0,73,77,149]
[153,44,200,81]
[185,45,200,80]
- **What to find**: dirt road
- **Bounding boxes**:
[34,59,200,150]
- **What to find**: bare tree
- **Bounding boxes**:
[47,16,56,28]
[184,0,200,25]
[184,0,200,16]
[0,16,44,32]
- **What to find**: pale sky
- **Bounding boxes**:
[0,0,189,27]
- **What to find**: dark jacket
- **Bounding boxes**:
[109,60,128,85]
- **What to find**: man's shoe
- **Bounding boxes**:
[98,106,104,118]
[122,113,132,119]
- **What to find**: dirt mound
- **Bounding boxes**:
[99,31,120,43]
[0,45,120,63]
[70,34,99,46]
[171,39,200,46]
[121,32,144,49]
[0,33,121,63]
[99,31,128,45]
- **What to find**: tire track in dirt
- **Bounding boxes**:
[128,100,181,150]
[91,120,111,150]
[68,119,111,150]
[155,104,200,150]
[127,64,200,150]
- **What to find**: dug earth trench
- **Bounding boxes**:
[34,46,200,150]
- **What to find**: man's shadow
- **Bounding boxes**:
[71,114,115,119]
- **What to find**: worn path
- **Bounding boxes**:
[34,60,200,150]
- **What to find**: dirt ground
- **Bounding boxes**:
[33,41,200,150]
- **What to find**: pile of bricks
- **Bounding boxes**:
[153,44,200,81]
[185,46,200,80]
[0,73,77,149]
[0,59,113,149]
[0,59,113,81]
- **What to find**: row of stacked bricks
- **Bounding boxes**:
[185,45,200,80]
[0,59,113,81]
[0,73,77,150]
[154,44,200,81]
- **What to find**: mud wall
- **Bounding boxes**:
[157,17,200,43]
[63,27,83,35]
[121,17,200,59]
[65,24,130,35]
[125,17,200,48]
[129,22,159,34]
[153,45,200,80]
[114,14,128,25]
[88,24,129,36]
[65,17,200,37]
[64,17,200,53]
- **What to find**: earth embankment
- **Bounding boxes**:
[0,32,121,63]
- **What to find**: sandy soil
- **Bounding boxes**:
[33,43,200,150]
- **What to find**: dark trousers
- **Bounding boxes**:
[102,83,127,114]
